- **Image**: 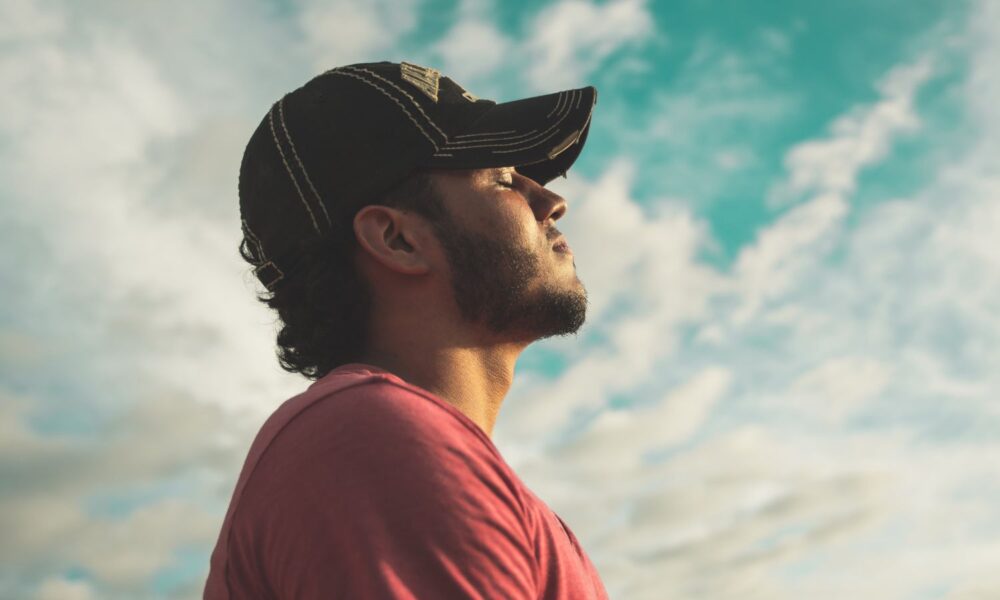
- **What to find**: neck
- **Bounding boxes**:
[357,335,526,438]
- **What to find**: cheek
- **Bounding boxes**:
[467,196,536,244]
[500,197,542,243]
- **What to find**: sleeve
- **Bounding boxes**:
[231,382,539,600]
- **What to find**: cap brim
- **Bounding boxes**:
[420,86,597,186]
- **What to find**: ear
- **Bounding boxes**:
[353,205,432,275]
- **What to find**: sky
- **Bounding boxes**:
[2,0,999,598]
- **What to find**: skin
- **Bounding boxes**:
[352,166,587,437]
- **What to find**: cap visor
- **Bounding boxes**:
[422,86,597,185]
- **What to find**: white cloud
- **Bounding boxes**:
[607,36,799,201]
[0,0,64,41]
[503,5,1000,598]
[0,0,302,596]
[298,0,420,69]
[524,0,654,90]
[767,57,934,206]
[0,384,244,592]
[730,192,848,325]
[34,577,95,600]
[784,356,892,424]
[549,366,731,475]
[74,498,220,588]
[434,19,512,81]
[497,160,726,441]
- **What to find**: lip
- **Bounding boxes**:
[552,236,572,255]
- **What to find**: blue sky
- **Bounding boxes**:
[3,0,999,598]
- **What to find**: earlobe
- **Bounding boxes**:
[353,206,430,275]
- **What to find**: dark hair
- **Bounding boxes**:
[239,170,447,380]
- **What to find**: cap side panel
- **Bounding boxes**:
[277,99,332,229]
[267,104,321,234]
[339,66,449,142]
[323,70,441,151]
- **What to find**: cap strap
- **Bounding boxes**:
[241,219,285,290]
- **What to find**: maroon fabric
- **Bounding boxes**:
[204,363,608,599]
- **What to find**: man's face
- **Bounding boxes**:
[426,166,587,342]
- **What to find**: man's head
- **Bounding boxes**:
[237,61,596,379]
[353,166,587,346]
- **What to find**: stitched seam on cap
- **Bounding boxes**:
[278,98,332,229]
[442,89,574,150]
[454,129,517,139]
[268,104,321,233]
[445,91,569,147]
[341,66,449,142]
[491,126,567,154]
[441,129,541,145]
[436,92,569,149]
[546,91,568,118]
[324,69,440,151]
[443,89,578,151]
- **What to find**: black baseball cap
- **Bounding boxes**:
[238,60,598,290]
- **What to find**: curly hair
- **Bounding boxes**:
[239,170,447,380]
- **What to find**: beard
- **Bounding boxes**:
[430,219,588,341]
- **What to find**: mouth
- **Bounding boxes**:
[552,236,572,255]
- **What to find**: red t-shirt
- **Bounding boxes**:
[204,363,608,599]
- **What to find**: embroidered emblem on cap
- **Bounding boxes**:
[400,61,440,103]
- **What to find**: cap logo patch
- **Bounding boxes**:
[400,61,440,103]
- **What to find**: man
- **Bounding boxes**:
[204,61,607,599]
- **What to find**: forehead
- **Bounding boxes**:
[430,166,515,185]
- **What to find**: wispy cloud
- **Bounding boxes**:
[502,3,1000,598]
[523,0,654,90]
[766,57,934,206]
[608,34,801,202]
[298,0,421,69]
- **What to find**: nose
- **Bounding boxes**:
[529,182,568,225]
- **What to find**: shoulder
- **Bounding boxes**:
[251,372,514,494]
[227,372,541,599]
[238,372,530,528]
[282,373,493,455]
